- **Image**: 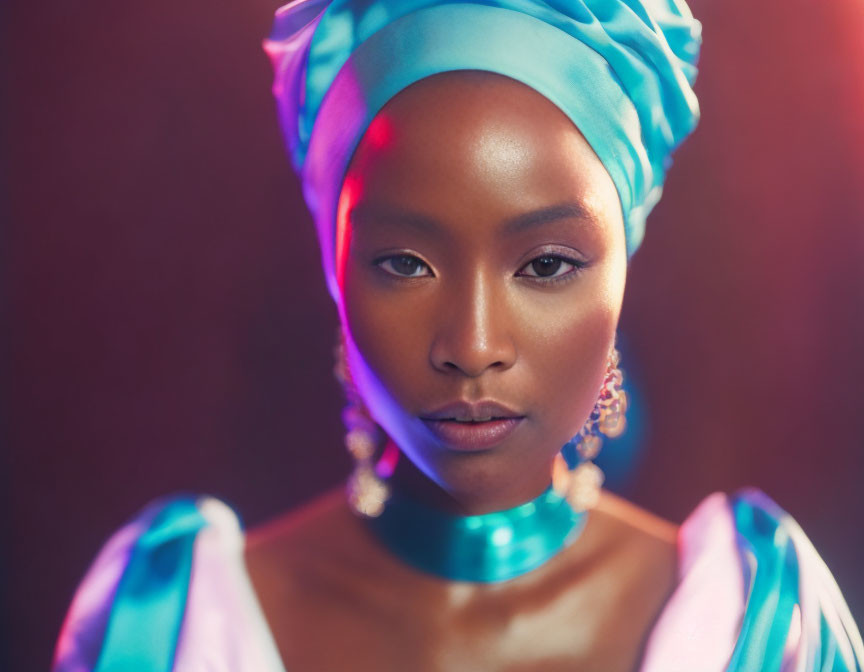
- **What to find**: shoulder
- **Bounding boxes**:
[593,488,679,545]
[585,489,680,582]
[243,485,379,607]
[244,485,358,579]
[52,494,209,669]
[724,488,864,671]
[244,484,353,560]
[52,493,283,672]
[642,487,864,672]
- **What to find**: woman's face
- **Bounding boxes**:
[338,72,627,514]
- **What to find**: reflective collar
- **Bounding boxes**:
[363,484,587,583]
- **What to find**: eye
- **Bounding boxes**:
[518,254,581,280]
[376,254,433,278]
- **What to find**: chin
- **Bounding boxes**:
[404,438,554,510]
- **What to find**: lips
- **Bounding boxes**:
[420,400,525,451]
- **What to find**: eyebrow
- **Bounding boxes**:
[502,202,598,234]
[350,201,598,234]
[350,202,438,233]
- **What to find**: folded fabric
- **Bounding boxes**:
[263,0,703,303]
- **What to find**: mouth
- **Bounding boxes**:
[419,400,525,451]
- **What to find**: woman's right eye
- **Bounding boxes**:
[376,254,432,278]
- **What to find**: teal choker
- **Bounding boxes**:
[363,484,588,583]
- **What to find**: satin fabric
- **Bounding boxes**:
[727,490,864,671]
[263,0,702,303]
[365,484,588,582]
[54,489,864,671]
[93,497,206,672]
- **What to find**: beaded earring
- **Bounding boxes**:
[552,346,628,512]
[333,330,394,517]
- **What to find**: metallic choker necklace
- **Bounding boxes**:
[363,484,588,583]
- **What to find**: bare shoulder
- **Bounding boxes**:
[246,487,347,548]
[593,488,679,548]
[242,486,371,638]
[560,490,680,669]
[244,485,361,573]
[575,489,680,608]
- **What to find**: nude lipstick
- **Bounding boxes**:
[420,400,525,451]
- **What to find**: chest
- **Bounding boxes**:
[263,556,669,672]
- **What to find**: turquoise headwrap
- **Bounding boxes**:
[264,0,702,303]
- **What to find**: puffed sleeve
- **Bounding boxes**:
[51,496,207,672]
[727,489,864,672]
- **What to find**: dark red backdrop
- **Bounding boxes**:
[5,0,864,669]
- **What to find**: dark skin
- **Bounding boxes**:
[246,72,679,671]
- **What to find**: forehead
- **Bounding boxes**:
[343,71,623,232]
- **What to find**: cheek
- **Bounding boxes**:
[335,192,425,415]
[515,276,623,438]
[341,261,428,413]
[341,267,445,464]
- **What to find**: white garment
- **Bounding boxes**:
[52,491,862,671]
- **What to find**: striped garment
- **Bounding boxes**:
[53,489,864,671]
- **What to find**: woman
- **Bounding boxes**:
[52,0,864,670]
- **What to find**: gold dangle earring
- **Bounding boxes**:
[333,329,392,517]
[552,346,628,512]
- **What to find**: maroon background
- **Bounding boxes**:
[5,0,864,669]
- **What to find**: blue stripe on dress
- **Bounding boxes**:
[94,497,207,672]
[726,490,800,671]
[726,489,863,672]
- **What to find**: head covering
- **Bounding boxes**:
[264,0,702,304]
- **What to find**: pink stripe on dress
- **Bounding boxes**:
[173,497,287,671]
[639,492,746,672]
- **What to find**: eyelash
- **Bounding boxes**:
[374,252,586,284]
[516,253,586,284]
[375,254,433,279]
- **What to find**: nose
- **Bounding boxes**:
[429,270,517,377]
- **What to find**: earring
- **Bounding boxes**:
[333,330,392,517]
[552,346,628,512]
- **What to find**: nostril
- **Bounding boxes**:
[430,329,517,377]
[439,358,509,377]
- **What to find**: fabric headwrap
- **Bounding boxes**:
[264,0,702,304]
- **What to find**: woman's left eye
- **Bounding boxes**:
[517,255,580,280]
